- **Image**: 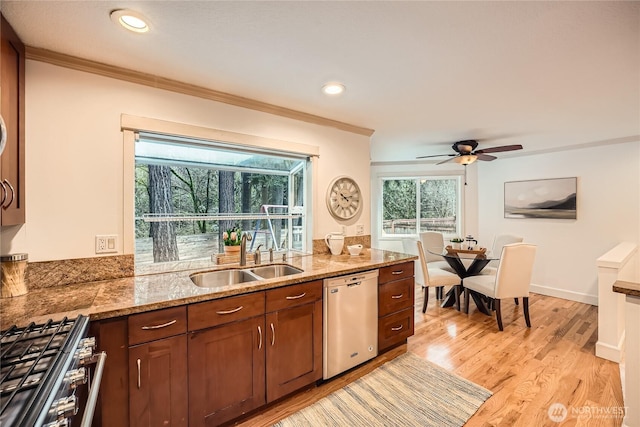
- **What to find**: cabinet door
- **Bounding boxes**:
[0,14,25,225]
[129,335,188,427]
[188,316,265,427]
[266,299,322,402]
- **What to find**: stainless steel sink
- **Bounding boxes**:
[247,264,304,279]
[190,269,259,288]
[190,264,304,288]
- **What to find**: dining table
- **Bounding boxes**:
[427,246,500,315]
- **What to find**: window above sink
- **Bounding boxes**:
[127,119,315,269]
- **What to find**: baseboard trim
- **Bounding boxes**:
[596,332,625,363]
[530,283,598,306]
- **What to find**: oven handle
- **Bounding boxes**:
[80,351,107,427]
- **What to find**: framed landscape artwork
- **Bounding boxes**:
[504,177,577,219]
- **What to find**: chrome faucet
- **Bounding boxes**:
[239,233,252,266]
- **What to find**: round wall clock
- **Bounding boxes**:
[326,176,362,220]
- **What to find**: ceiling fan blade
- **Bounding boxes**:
[474,144,523,155]
[416,153,456,159]
[436,157,457,165]
[477,153,497,161]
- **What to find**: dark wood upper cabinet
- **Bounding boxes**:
[0,13,26,226]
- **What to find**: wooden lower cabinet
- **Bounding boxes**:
[91,318,129,427]
[378,262,415,352]
[188,281,323,426]
[266,298,323,402]
[188,316,266,427]
[129,335,188,427]
[92,274,402,426]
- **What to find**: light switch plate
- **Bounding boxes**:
[96,235,118,254]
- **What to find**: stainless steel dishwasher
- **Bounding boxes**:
[323,270,379,379]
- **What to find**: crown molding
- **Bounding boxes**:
[25,46,375,137]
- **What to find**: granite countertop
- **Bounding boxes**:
[613,280,640,298]
[1,249,416,328]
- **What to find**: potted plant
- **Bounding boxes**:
[450,237,464,249]
[222,226,242,254]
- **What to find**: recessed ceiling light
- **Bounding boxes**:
[110,9,150,33]
[322,82,346,96]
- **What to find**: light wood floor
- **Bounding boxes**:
[236,287,624,427]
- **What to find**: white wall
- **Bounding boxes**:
[477,141,640,304]
[0,60,371,262]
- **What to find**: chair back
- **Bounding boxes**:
[401,238,423,285]
[494,243,537,299]
[401,238,417,255]
[419,231,445,263]
[415,240,434,287]
[488,234,523,268]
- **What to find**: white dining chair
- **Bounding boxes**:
[415,240,461,313]
[419,231,452,270]
[482,234,524,274]
[463,243,537,331]
[480,234,524,306]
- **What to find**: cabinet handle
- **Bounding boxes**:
[391,325,403,331]
[270,323,275,346]
[2,179,14,208]
[391,294,404,299]
[141,320,176,330]
[216,306,243,315]
[136,359,141,389]
[391,270,403,275]
[258,326,262,350]
[0,181,6,206]
[285,292,306,300]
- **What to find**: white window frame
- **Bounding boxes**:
[375,172,463,242]
[121,115,318,258]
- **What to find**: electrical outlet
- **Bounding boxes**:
[341,225,347,235]
[356,224,364,235]
[96,235,118,254]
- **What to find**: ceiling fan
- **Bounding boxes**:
[416,139,523,165]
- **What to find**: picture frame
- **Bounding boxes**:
[504,177,577,219]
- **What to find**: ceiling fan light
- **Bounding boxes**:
[453,155,477,165]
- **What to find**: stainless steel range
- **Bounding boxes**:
[0,315,106,427]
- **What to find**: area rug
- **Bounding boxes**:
[272,352,492,427]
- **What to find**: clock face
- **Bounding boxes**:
[326,176,362,220]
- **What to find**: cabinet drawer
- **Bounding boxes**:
[188,292,265,331]
[378,307,414,351]
[378,262,414,284]
[129,306,187,346]
[266,281,322,312]
[378,277,414,317]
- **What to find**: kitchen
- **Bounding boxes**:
[1,2,639,426]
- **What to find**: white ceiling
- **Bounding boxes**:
[1,1,639,163]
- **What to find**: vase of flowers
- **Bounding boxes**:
[222,226,242,254]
